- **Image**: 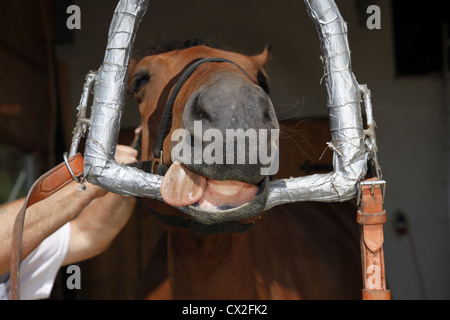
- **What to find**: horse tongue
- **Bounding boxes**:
[161,161,206,207]
[197,179,259,211]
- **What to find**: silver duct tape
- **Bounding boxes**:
[80,0,370,210]
[84,137,163,199]
[263,0,368,210]
[70,71,96,158]
[82,0,159,197]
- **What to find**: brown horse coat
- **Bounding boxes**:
[128,38,362,299]
[136,201,361,299]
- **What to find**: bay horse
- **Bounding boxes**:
[127,38,362,299]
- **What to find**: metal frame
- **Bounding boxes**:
[70,0,381,212]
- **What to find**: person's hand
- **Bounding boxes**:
[82,145,138,198]
[115,145,138,165]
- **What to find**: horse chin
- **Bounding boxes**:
[179,175,270,225]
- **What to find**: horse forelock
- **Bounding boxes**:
[131,36,229,65]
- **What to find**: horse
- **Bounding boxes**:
[126,37,362,299]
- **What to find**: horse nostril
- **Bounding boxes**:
[257,95,272,121]
[191,93,212,122]
[263,109,271,122]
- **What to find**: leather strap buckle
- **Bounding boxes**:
[358,177,391,300]
[357,179,386,206]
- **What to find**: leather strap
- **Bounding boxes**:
[362,289,391,300]
[357,178,391,300]
[10,153,84,300]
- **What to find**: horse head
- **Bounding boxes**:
[82,0,369,235]
[128,39,279,228]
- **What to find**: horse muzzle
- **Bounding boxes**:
[159,161,270,224]
[182,176,270,225]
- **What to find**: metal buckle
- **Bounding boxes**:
[357,179,386,206]
[63,152,81,183]
[63,152,86,191]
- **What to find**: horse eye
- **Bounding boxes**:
[132,71,150,94]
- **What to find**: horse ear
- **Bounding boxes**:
[253,44,272,68]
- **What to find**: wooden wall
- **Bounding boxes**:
[0,0,56,167]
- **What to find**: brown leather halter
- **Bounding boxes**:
[357,178,391,299]
[150,56,253,173]
[9,153,84,300]
[131,56,268,234]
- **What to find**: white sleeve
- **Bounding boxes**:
[0,223,71,300]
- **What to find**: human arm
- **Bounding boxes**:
[62,145,138,265]
[0,181,106,275]
[0,144,138,275]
